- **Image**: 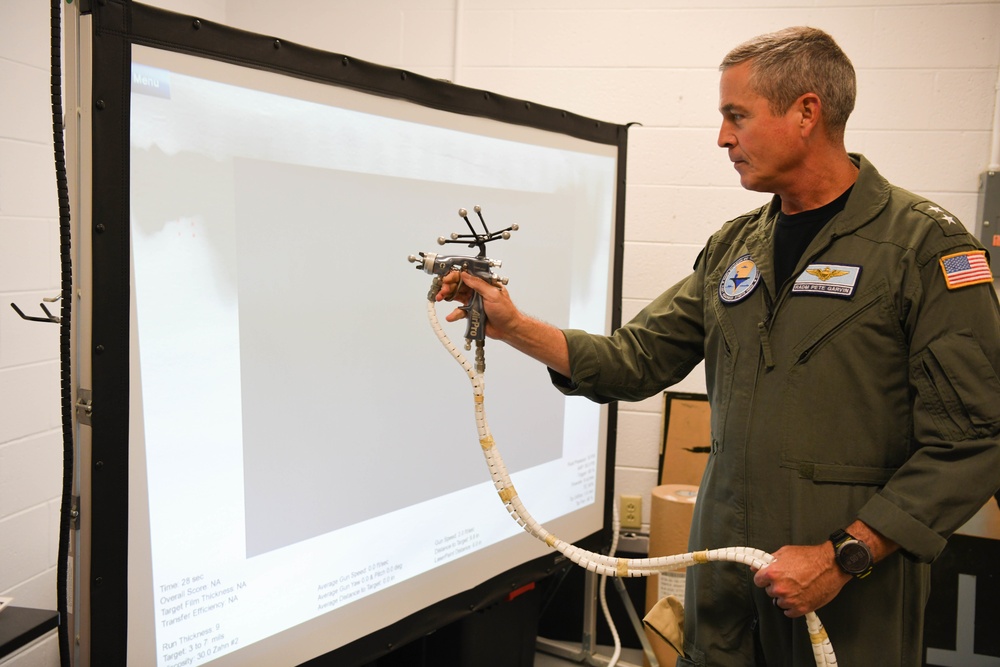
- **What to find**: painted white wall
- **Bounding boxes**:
[1,1,63,664]
[1,2,997,664]
[216,0,1000,534]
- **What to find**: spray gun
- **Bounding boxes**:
[408,206,518,354]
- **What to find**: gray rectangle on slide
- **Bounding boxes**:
[236,158,569,557]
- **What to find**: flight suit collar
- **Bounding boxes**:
[741,154,890,298]
[830,153,892,238]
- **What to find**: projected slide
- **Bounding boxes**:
[128,45,616,667]
[234,161,570,555]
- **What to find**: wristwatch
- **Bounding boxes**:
[830,529,873,579]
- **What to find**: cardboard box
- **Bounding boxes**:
[659,392,711,487]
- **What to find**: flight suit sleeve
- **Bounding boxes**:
[857,245,1000,562]
[550,252,709,404]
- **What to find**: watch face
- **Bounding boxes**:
[839,541,872,574]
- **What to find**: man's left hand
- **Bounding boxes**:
[752,543,851,617]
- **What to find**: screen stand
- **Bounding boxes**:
[535,571,658,667]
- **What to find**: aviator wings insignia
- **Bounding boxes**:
[806,267,850,282]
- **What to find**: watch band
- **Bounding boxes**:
[830,529,873,579]
[830,528,852,547]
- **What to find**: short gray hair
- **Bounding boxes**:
[720,27,856,136]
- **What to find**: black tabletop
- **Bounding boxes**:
[0,607,60,659]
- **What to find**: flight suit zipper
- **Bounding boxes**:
[743,292,774,600]
[757,322,775,370]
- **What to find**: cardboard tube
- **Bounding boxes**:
[644,484,698,667]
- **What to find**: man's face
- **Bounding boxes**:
[717,61,805,195]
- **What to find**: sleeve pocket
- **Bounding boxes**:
[915,330,1000,439]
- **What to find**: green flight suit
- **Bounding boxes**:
[553,155,1000,666]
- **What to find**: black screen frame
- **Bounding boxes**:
[84,1,627,665]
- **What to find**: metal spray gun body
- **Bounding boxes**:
[408,206,517,354]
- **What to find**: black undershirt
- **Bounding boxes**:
[773,186,853,288]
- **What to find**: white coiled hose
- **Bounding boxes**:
[423,286,837,667]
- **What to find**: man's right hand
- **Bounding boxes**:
[435,269,572,377]
[437,270,518,342]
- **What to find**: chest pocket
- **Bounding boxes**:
[778,282,911,474]
[790,286,888,362]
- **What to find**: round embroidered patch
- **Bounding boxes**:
[719,254,760,304]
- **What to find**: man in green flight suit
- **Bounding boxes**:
[439,26,1000,666]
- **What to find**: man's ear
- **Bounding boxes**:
[797,92,822,136]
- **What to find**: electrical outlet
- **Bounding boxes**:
[620,494,642,530]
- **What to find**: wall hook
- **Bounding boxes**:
[10,295,61,324]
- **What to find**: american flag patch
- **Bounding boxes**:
[939,250,993,289]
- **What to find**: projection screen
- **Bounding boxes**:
[72,3,627,666]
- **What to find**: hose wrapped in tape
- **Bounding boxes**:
[423,294,838,667]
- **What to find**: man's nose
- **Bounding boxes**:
[717,124,734,149]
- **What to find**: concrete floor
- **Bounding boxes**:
[534,645,646,667]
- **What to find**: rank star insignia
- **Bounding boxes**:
[917,201,964,234]
[806,267,850,282]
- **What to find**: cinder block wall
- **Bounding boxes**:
[1,2,64,665]
[224,0,1000,535]
[2,2,997,664]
